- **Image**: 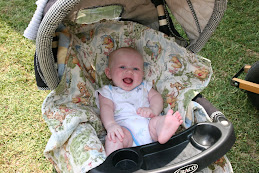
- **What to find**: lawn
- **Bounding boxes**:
[0,0,258,172]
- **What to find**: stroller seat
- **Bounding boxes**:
[25,0,234,172]
[41,20,232,172]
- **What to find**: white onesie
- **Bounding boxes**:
[95,80,153,146]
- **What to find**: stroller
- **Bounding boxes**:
[24,0,235,172]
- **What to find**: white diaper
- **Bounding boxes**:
[120,116,153,146]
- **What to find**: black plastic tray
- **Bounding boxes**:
[90,114,235,173]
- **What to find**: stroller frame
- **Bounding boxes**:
[31,0,235,172]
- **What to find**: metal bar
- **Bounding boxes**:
[232,66,245,78]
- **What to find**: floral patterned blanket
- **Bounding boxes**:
[42,20,232,172]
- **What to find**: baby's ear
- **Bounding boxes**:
[105,67,112,79]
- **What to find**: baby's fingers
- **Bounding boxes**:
[108,132,116,143]
[140,111,146,117]
[141,110,150,117]
[136,108,142,114]
[115,129,124,142]
[137,108,145,116]
[149,113,156,118]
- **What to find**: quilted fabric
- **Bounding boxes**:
[42,20,232,172]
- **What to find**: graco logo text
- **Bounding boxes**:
[174,164,198,173]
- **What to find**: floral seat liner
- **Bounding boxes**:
[42,20,231,172]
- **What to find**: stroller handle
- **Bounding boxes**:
[192,94,224,121]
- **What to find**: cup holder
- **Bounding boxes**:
[112,149,140,170]
[191,124,221,149]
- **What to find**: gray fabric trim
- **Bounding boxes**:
[35,53,50,90]
[187,0,227,53]
[163,0,188,47]
[36,0,80,90]
[38,86,51,90]
[186,0,201,35]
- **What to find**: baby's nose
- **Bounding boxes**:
[126,68,133,74]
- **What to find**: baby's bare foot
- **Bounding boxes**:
[157,110,183,144]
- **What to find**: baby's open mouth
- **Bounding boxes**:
[123,77,133,84]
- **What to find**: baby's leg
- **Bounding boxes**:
[105,127,133,156]
[149,110,183,144]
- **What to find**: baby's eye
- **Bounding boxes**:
[120,66,126,69]
[133,68,139,71]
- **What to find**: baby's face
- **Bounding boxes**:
[106,49,144,91]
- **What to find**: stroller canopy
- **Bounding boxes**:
[33,0,226,90]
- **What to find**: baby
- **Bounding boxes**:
[96,47,183,156]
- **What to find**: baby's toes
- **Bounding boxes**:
[174,111,182,120]
[167,109,174,116]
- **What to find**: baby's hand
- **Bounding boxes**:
[137,107,156,118]
[106,123,124,143]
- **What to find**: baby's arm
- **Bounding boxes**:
[137,88,163,117]
[99,94,124,142]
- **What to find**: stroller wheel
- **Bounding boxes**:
[245,61,259,110]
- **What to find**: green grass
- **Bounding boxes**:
[0,0,258,172]
[0,0,52,172]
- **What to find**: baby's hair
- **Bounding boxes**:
[108,47,142,67]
